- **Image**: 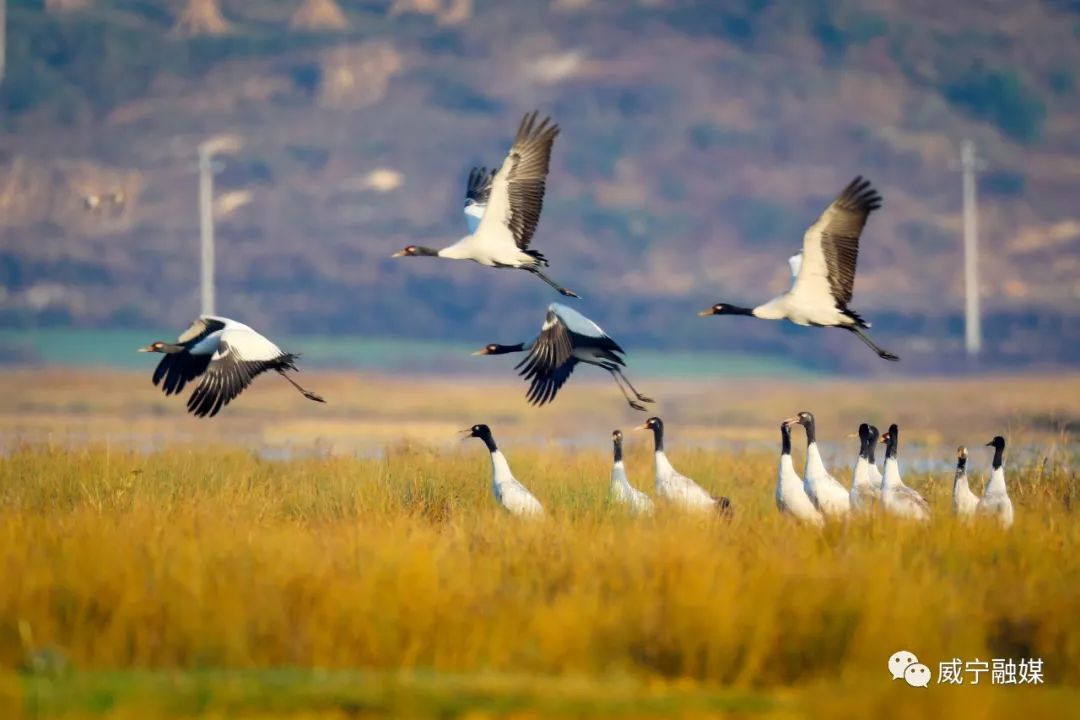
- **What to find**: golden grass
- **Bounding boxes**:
[1,433,1078,717]
[0,371,1077,716]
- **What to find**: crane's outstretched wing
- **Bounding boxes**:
[152,352,212,396]
[464,166,495,234]
[474,111,560,251]
[791,176,881,307]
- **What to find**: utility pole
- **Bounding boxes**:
[196,135,241,316]
[198,143,215,315]
[958,139,985,357]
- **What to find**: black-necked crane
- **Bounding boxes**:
[783,411,850,519]
[976,436,1013,528]
[391,111,580,298]
[473,303,654,411]
[139,315,325,418]
[879,424,930,521]
[952,446,979,520]
[462,423,544,517]
[849,422,882,512]
[699,176,899,361]
[610,429,653,514]
[635,417,731,514]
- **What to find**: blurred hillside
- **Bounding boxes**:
[0,0,1078,372]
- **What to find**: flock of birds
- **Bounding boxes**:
[141,110,900,417]
[462,414,1014,529]
[134,111,1014,525]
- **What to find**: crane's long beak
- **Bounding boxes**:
[633,423,650,431]
[846,432,858,438]
[390,250,406,258]
[697,307,717,317]
[782,415,800,426]
[471,347,492,356]
[137,345,154,353]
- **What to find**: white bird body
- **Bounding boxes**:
[436,233,537,267]
[850,457,881,512]
[879,425,930,522]
[776,424,824,527]
[952,448,979,520]
[654,451,716,511]
[490,449,544,517]
[803,443,851,518]
[976,437,1013,528]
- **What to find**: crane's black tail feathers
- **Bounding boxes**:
[841,306,871,329]
[524,249,549,267]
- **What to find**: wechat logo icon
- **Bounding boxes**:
[889,650,931,687]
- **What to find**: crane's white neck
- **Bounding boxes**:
[611,460,632,491]
[779,454,799,486]
[852,457,871,488]
[882,456,902,488]
[654,450,675,477]
[490,450,514,486]
[985,465,1007,495]
[805,442,829,478]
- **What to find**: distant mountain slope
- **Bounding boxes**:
[1,0,1078,370]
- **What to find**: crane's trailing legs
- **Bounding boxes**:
[525,266,580,298]
[846,327,899,362]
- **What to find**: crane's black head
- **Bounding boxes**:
[698,303,753,317]
[956,446,968,471]
[783,411,814,428]
[138,341,182,354]
[391,245,438,258]
[464,423,491,439]
[472,343,525,356]
[866,424,880,461]
[612,429,624,461]
[856,423,871,457]
[462,423,497,452]
[880,423,899,458]
[783,411,816,443]
[635,417,665,449]
[636,417,663,433]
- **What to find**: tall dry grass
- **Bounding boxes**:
[0,438,1077,716]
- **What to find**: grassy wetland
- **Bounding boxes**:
[0,371,1078,718]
